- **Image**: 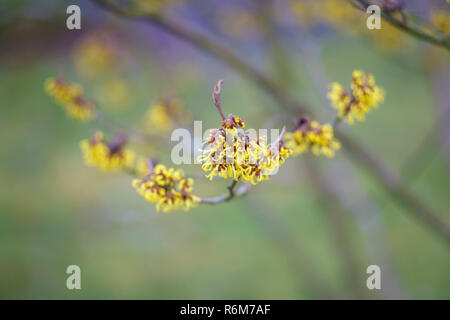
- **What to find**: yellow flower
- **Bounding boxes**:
[45,77,96,122]
[431,9,450,35]
[132,163,200,212]
[284,116,341,158]
[199,115,289,185]
[327,70,384,125]
[80,131,135,171]
[133,0,173,13]
[73,35,119,78]
[144,96,190,132]
[290,0,408,52]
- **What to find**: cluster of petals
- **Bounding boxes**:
[199,115,291,185]
[284,116,341,158]
[45,77,96,122]
[327,70,384,124]
[132,164,200,212]
[80,131,135,171]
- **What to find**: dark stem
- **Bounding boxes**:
[91,0,450,243]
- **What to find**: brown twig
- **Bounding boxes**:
[212,79,226,120]
[200,180,250,204]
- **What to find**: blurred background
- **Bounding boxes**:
[0,0,449,299]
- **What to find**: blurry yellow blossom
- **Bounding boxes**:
[80,131,135,171]
[145,96,190,132]
[285,116,341,158]
[133,0,173,13]
[134,156,152,177]
[96,77,131,110]
[431,9,450,35]
[291,0,361,33]
[328,70,384,124]
[73,35,121,78]
[132,163,200,212]
[371,22,407,52]
[217,8,261,41]
[290,0,408,51]
[45,77,96,122]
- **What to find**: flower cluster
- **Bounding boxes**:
[199,81,291,185]
[80,131,135,171]
[132,163,200,212]
[327,70,384,124]
[45,77,96,122]
[284,116,341,158]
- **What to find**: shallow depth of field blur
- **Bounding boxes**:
[1,0,449,299]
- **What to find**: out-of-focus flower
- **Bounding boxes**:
[290,0,408,51]
[431,9,450,35]
[73,34,122,78]
[144,96,190,132]
[80,131,135,171]
[132,163,200,212]
[328,70,384,124]
[45,77,96,122]
[291,0,357,30]
[133,0,174,13]
[370,21,407,52]
[134,156,153,177]
[96,77,131,110]
[217,8,262,41]
[285,116,341,158]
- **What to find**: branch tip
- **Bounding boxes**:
[212,79,226,120]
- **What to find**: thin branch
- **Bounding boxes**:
[200,180,250,204]
[339,132,450,244]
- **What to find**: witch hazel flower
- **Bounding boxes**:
[327,70,384,125]
[45,77,96,122]
[132,160,200,212]
[284,116,341,158]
